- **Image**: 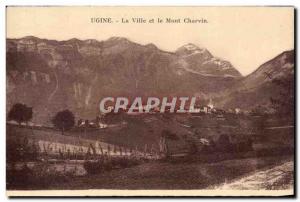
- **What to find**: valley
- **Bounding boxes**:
[6,36,295,191]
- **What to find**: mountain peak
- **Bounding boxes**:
[21,36,40,40]
[182,43,201,50]
[84,39,100,44]
[145,43,158,50]
[175,43,213,61]
[107,36,130,43]
[67,38,81,42]
[177,43,208,53]
[182,43,206,51]
[18,36,41,44]
[63,38,83,46]
[174,43,241,77]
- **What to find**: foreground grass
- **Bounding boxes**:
[9,155,292,190]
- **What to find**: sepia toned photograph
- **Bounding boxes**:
[6,6,295,197]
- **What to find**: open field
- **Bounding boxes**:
[7,155,293,190]
[7,113,295,153]
[6,113,294,190]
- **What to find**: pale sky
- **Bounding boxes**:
[7,6,294,75]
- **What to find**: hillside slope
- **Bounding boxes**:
[215,50,294,111]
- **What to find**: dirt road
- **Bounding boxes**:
[216,161,294,190]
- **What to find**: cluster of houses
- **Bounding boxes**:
[102,98,242,116]
[193,99,242,115]
[77,118,108,129]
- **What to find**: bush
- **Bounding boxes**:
[84,157,141,175]
[118,158,131,168]
[117,157,141,168]
[83,160,105,175]
[7,163,71,190]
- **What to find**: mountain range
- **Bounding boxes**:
[6,36,294,124]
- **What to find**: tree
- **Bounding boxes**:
[8,103,33,125]
[52,109,75,135]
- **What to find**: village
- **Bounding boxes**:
[6,98,268,161]
[6,96,293,190]
[100,97,244,116]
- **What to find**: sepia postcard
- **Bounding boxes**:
[6,6,295,197]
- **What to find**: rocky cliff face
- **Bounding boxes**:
[7,36,293,124]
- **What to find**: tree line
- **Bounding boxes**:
[8,103,75,135]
